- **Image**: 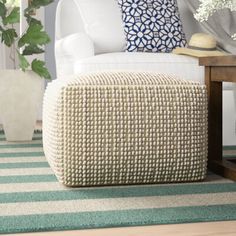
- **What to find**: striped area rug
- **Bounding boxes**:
[0,131,236,234]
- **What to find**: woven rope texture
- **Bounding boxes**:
[43,72,208,186]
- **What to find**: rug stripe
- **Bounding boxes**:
[0,133,235,234]
[0,182,68,193]
[0,147,43,153]
[0,175,57,184]
[0,143,43,148]
[2,204,236,234]
[0,140,42,145]
[223,155,236,158]
[0,137,42,141]
[32,137,42,141]
[0,133,42,138]
[0,157,46,164]
[203,174,233,182]
[0,168,53,176]
[0,169,231,182]
[1,192,236,216]
[223,146,236,150]
[0,175,231,194]
[0,162,49,169]
[0,183,236,204]
[0,152,44,158]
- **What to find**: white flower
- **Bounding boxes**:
[194,0,236,40]
[5,0,20,8]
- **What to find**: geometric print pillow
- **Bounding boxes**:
[117,0,187,53]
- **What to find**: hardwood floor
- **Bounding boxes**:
[4,221,236,236]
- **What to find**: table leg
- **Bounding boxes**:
[208,77,223,162]
[205,67,236,180]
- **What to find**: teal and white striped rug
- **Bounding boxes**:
[0,131,236,234]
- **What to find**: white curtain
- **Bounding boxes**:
[184,0,236,54]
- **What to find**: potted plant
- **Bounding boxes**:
[0,0,53,141]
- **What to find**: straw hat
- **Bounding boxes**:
[173,33,228,57]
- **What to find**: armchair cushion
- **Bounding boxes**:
[118,0,187,53]
[74,0,126,54]
[74,52,204,84]
[55,33,95,77]
[55,33,94,60]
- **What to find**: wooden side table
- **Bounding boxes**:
[199,55,236,181]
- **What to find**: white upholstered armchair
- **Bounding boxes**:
[55,0,205,83]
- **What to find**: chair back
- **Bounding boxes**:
[56,0,201,44]
[55,0,85,40]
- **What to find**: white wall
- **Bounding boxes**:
[223,90,236,145]
[45,0,59,80]
[0,44,5,69]
[1,20,19,70]
[0,17,6,69]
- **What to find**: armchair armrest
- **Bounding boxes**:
[55,33,95,60]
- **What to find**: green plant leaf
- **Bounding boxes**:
[0,1,7,19]
[30,0,54,8]
[25,14,42,26]
[24,0,54,17]
[17,51,30,71]
[3,7,20,25]
[1,28,17,47]
[23,44,44,55]
[31,59,51,80]
[18,23,50,47]
[24,6,36,15]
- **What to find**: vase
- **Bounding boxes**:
[0,70,44,141]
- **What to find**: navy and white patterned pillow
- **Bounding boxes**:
[117,0,187,52]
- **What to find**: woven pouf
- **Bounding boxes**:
[43,72,208,187]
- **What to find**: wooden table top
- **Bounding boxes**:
[199,55,236,66]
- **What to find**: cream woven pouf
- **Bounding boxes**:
[43,72,208,187]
